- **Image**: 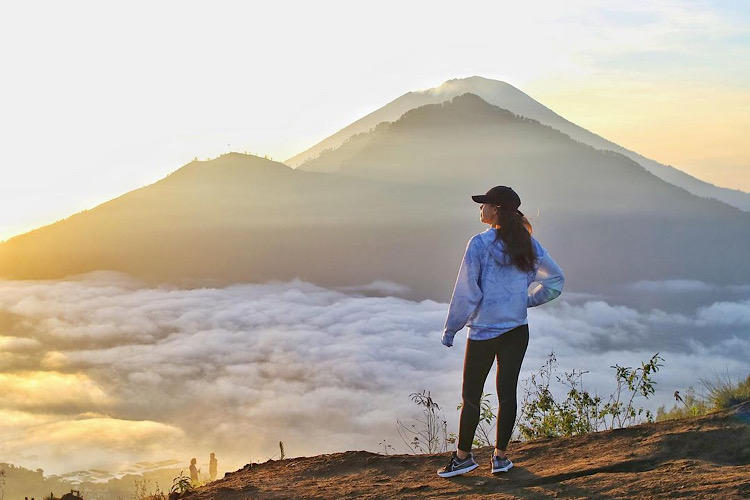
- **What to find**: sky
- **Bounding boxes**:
[1,0,749,241]
[1,273,748,475]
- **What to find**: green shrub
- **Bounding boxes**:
[517,352,663,439]
[657,372,750,421]
[656,387,711,421]
[702,373,750,410]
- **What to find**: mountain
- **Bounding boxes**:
[0,152,469,299]
[0,461,185,500]
[1,96,749,300]
[181,402,750,499]
[297,93,750,289]
[290,76,750,212]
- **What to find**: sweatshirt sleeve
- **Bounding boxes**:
[527,242,565,307]
[443,237,484,342]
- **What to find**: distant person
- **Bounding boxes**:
[189,457,200,484]
[209,452,218,480]
[437,186,564,478]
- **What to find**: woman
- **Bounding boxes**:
[189,457,201,484]
[437,185,565,478]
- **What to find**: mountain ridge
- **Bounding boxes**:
[290,76,750,211]
[302,93,739,214]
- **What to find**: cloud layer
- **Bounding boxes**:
[0,271,748,475]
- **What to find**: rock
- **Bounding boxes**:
[60,492,84,500]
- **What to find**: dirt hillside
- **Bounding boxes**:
[184,401,750,499]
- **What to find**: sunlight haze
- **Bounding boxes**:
[1,0,748,242]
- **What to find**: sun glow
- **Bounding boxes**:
[0,371,113,411]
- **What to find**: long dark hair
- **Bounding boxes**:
[493,208,536,272]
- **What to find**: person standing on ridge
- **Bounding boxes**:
[437,186,565,478]
[209,452,218,481]
[189,457,200,485]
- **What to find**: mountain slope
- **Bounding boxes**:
[1,96,749,299]
[184,401,750,499]
[0,153,468,298]
[297,93,750,288]
[291,76,750,212]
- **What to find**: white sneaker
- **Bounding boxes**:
[491,454,513,474]
[437,451,479,478]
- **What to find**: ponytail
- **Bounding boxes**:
[493,209,536,272]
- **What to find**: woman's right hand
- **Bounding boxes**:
[441,331,454,348]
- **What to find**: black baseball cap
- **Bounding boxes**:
[471,186,523,216]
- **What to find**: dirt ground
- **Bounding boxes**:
[182,401,750,499]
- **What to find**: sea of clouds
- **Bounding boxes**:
[0,271,748,476]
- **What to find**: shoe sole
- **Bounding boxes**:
[437,462,479,478]
[491,462,513,474]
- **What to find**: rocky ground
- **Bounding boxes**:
[180,401,750,499]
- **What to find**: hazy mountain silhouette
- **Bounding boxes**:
[0,460,184,500]
[290,76,750,212]
[1,95,748,300]
[0,152,470,299]
[299,93,750,290]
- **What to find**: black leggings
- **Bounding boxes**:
[457,324,529,452]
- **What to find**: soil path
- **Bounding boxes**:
[184,402,750,499]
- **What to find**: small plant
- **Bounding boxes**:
[396,390,450,454]
[605,353,663,429]
[133,478,167,500]
[378,438,395,455]
[170,471,193,496]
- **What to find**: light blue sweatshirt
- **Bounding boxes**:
[442,227,564,345]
